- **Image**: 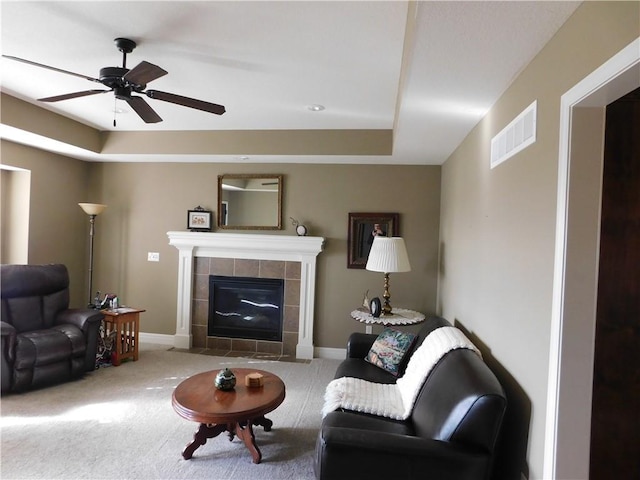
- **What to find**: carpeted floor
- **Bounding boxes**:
[0,344,340,480]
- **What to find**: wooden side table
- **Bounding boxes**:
[100,307,145,366]
[350,308,425,334]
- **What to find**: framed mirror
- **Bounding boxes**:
[217,174,283,230]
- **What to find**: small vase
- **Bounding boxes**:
[214,368,237,391]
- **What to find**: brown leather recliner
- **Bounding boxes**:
[1,264,103,394]
[315,316,507,480]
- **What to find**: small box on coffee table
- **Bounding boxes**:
[245,372,264,387]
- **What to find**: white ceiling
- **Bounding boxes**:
[0,1,580,164]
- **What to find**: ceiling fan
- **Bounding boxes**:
[2,37,226,124]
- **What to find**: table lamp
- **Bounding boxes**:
[79,202,107,308]
[365,236,411,315]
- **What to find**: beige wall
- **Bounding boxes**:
[1,94,102,153]
[438,2,639,479]
[1,167,30,264]
[88,162,441,345]
[0,143,441,348]
[0,141,93,306]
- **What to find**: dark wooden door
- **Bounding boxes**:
[590,87,640,478]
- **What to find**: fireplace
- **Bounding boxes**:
[192,257,299,355]
[167,231,324,359]
[208,275,284,341]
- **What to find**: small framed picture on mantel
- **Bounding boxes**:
[187,207,212,232]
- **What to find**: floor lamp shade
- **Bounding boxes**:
[79,203,107,307]
[79,203,107,216]
[366,237,410,315]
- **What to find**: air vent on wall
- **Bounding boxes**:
[491,100,537,169]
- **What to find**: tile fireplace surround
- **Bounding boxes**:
[167,232,325,359]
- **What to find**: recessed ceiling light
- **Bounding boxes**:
[112,108,126,114]
[307,104,325,112]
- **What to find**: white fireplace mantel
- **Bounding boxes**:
[167,231,325,359]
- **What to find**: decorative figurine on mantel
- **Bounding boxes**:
[290,217,308,236]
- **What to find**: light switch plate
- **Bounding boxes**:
[147,252,160,262]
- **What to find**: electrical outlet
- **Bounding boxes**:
[147,252,160,262]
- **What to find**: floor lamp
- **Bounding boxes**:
[365,236,411,315]
[79,203,107,308]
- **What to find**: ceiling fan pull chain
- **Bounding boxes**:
[113,98,117,127]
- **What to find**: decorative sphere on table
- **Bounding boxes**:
[214,368,237,391]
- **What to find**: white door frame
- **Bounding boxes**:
[545,37,640,479]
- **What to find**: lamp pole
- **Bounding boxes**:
[79,203,107,308]
[87,213,97,307]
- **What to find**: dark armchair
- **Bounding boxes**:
[315,316,507,480]
[1,264,103,394]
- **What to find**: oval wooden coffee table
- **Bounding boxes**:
[172,368,286,464]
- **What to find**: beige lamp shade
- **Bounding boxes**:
[78,203,107,216]
[366,236,411,273]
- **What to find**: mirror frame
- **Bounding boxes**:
[347,212,399,269]
[217,174,283,230]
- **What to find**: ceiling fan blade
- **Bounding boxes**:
[124,61,168,86]
[39,89,110,102]
[126,96,163,123]
[145,90,226,115]
[2,55,101,83]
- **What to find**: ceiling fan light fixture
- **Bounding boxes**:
[114,85,131,100]
[307,104,325,112]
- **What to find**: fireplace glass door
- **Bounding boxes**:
[208,275,284,341]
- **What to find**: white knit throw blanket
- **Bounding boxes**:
[322,326,481,420]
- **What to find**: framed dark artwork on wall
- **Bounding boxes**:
[188,207,213,231]
[347,212,399,269]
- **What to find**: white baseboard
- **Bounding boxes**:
[139,332,175,346]
[314,347,346,360]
